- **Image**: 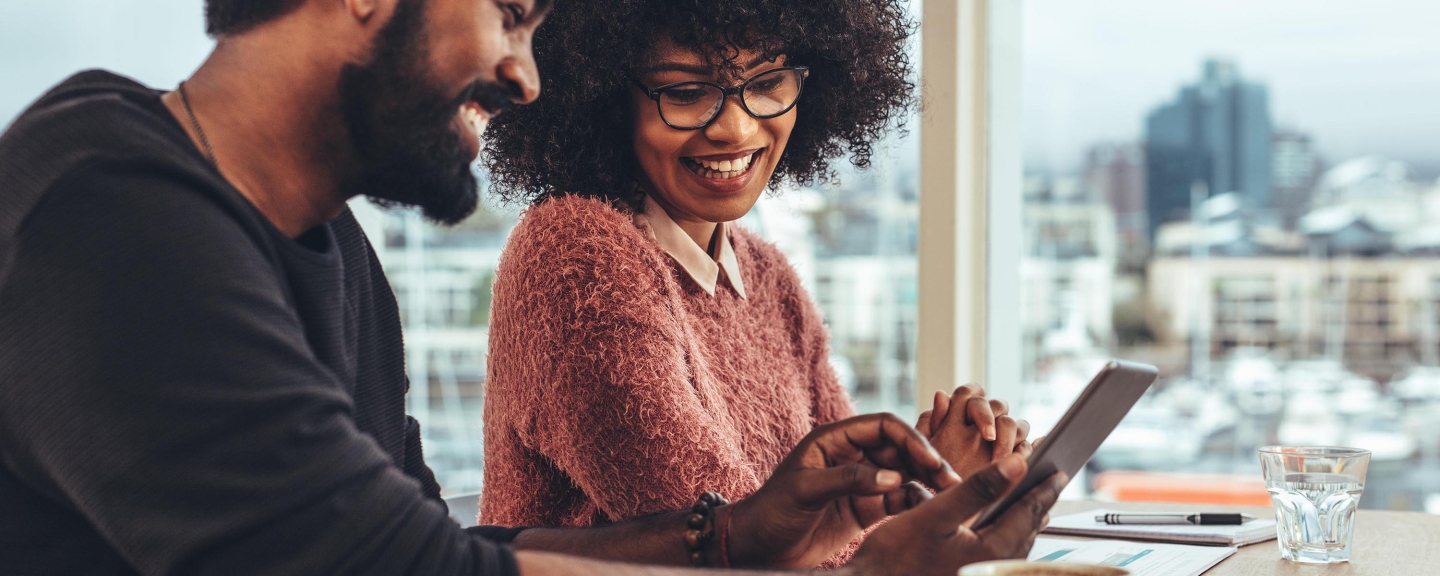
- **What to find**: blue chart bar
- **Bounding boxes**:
[1118,549,1154,567]
[1036,549,1075,562]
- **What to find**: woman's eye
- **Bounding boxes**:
[664,88,709,104]
[750,78,784,93]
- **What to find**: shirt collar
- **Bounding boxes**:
[636,194,747,299]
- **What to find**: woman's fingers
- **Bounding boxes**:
[930,390,951,436]
[916,410,934,437]
[965,396,997,442]
[949,385,993,441]
[988,398,1009,418]
[992,416,1019,461]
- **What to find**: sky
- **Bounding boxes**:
[1023,0,1440,177]
[0,0,213,126]
[1,0,1437,179]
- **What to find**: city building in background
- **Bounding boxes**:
[1026,44,1440,510]
[1083,143,1149,269]
[1145,59,1273,240]
[1271,129,1325,228]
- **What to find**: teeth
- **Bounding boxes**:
[460,104,490,137]
[695,153,753,173]
[686,151,759,179]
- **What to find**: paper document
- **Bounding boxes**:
[1028,537,1235,576]
[1043,509,1277,546]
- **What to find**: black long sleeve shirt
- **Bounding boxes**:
[0,71,520,575]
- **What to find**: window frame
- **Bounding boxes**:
[917,0,1024,404]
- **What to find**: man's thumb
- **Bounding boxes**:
[914,454,1027,528]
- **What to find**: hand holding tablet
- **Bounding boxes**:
[970,360,1159,530]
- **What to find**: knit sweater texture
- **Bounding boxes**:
[480,194,856,534]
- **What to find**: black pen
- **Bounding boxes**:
[1095,513,1257,526]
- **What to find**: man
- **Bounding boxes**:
[0,0,1064,574]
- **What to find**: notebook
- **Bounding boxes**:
[1028,537,1236,576]
[1041,509,1278,547]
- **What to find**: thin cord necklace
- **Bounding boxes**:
[177,81,219,166]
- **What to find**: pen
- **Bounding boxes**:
[1095,513,1257,526]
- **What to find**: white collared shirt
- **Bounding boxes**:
[634,194,747,299]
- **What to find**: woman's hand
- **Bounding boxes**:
[915,385,1032,479]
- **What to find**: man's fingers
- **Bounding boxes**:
[792,463,903,507]
[1014,440,1034,459]
[978,472,1067,558]
[966,396,997,442]
[913,454,1027,532]
[883,481,933,516]
[809,414,960,490]
[992,416,1019,462]
[916,410,933,438]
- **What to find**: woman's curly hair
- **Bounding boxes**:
[481,0,917,206]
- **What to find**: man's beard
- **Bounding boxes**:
[337,0,511,225]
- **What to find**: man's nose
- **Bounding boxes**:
[497,57,540,105]
[702,96,758,144]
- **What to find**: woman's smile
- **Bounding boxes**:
[679,147,765,193]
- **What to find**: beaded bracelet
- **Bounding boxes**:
[684,491,730,566]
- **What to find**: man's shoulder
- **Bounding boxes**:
[0,71,255,282]
[0,69,210,213]
[1,70,186,162]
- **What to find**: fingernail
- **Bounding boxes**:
[985,426,997,441]
[998,455,1024,479]
[877,470,902,487]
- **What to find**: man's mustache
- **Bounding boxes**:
[459,81,517,117]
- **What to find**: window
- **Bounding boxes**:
[1017,0,1440,511]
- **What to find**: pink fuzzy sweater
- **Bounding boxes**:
[480,194,855,531]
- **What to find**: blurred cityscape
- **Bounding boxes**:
[1017,58,1440,512]
[361,57,1440,513]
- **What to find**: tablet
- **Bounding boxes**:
[970,359,1158,530]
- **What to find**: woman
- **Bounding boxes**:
[478,0,1030,548]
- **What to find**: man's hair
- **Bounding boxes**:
[205,0,307,36]
[481,0,917,207]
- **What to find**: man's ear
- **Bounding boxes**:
[344,0,382,24]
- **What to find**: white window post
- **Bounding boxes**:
[918,0,1023,404]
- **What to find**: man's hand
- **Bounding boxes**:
[916,385,1032,478]
[848,454,1066,576]
[723,413,962,569]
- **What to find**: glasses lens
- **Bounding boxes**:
[657,83,724,128]
[743,69,804,117]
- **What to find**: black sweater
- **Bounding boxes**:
[0,71,519,575]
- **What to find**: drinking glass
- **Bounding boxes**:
[1257,446,1370,564]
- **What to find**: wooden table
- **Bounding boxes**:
[1048,501,1440,575]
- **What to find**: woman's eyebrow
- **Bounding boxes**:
[640,55,778,76]
[642,62,714,75]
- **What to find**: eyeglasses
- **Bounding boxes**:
[629,66,810,130]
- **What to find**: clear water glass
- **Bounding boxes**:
[1257,446,1370,564]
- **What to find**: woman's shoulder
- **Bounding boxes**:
[511,194,645,243]
[496,194,665,295]
[729,225,805,292]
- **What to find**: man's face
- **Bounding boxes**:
[340,0,546,225]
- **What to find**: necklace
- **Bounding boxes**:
[177,81,219,166]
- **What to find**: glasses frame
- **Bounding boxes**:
[629,66,811,130]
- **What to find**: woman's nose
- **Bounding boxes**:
[702,95,758,144]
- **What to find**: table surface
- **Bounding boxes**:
[1047,501,1440,575]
